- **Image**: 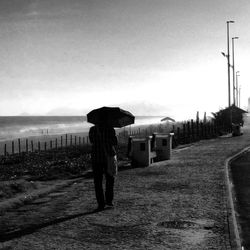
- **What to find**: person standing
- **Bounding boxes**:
[89,124,118,211]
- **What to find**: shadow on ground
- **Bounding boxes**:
[0,209,105,242]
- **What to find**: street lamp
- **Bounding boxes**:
[239,85,241,108]
[236,71,240,106]
[227,20,235,107]
[232,36,239,105]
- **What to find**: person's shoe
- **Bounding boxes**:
[94,205,105,212]
[106,202,114,208]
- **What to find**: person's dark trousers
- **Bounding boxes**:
[93,162,114,208]
[105,173,114,205]
[93,170,105,208]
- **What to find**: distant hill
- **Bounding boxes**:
[19,112,32,116]
[46,107,85,116]
[19,102,175,117]
[44,102,171,117]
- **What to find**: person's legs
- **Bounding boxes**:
[105,173,115,206]
[93,166,105,209]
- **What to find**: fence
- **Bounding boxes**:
[170,119,224,146]
[0,134,91,156]
[118,119,232,149]
[0,119,231,157]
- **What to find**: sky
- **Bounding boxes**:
[0,0,250,120]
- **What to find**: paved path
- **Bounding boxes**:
[1,117,250,250]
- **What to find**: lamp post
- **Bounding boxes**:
[227,20,235,107]
[232,36,239,105]
[236,71,240,106]
[239,85,241,108]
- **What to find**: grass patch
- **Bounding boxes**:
[0,143,128,181]
[0,180,38,201]
[0,145,92,181]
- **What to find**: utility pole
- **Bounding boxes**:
[232,37,239,105]
[236,71,240,106]
[227,21,234,107]
[239,85,241,108]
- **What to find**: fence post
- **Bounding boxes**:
[183,123,186,144]
[79,137,81,145]
[213,123,217,137]
[83,137,85,145]
[44,142,47,151]
[38,141,41,152]
[4,144,7,156]
[187,121,191,143]
[207,123,210,138]
[65,134,68,147]
[204,123,207,139]
[18,138,21,154]
[12,141,14,155]
[177,127,181,145]
[55,138,58,149]
[31,141,34,152]
[26,139,28,153]
[61,136,63,148]
[196,120,200,140]
[70,135,72,146]
[207,123,211,138]
[211,123,214,137]
[200,122,204,139]
[75,136,77,146]
[191,119,194,141]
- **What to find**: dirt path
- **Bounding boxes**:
[1,118,250,249]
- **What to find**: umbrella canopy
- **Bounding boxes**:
[161,116,176,122]
[87,106,135,128]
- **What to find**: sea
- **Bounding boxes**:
[0,116,165,142]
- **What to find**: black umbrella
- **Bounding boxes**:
[87,106,135,128]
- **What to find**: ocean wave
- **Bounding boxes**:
[0,116,163,141]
